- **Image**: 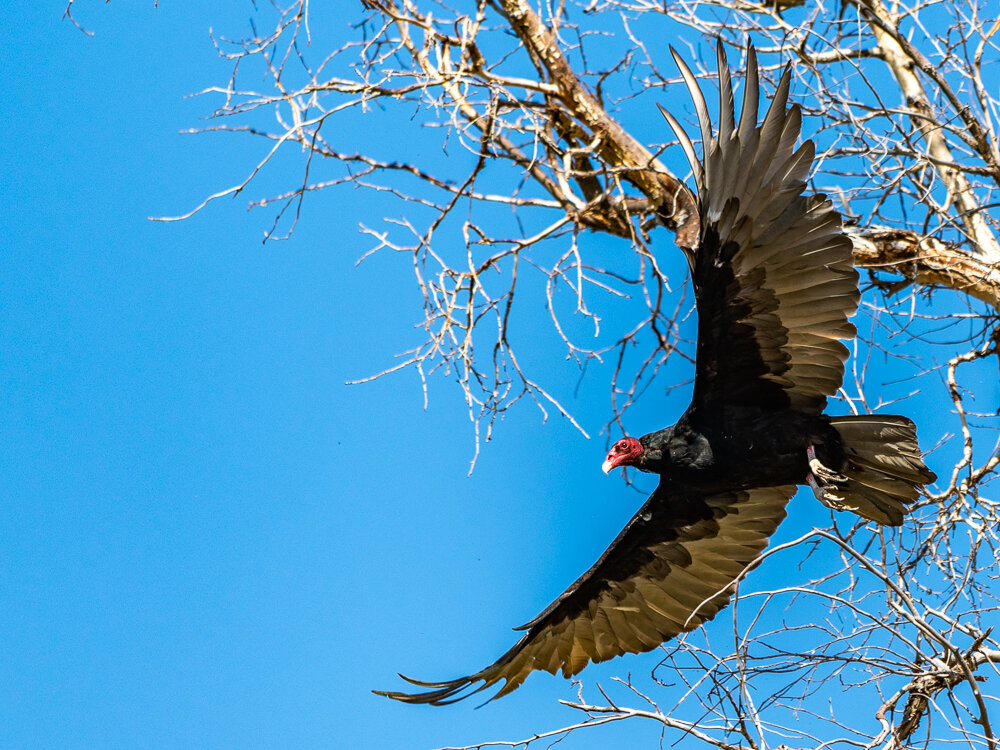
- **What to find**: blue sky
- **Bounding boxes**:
[2,4,994,750]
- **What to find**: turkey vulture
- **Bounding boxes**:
[375,43,935,706]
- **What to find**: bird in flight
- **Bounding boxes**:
[376,42,936,706]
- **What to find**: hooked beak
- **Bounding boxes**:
[602,437,643,474]
[602,449,629,474]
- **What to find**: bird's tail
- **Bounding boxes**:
[828,415,936,526]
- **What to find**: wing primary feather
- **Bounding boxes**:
[658,104,703,189]
[764,66,793,126]
[717,41,735,144]
[669,46,713,159]
[737,44,759,144]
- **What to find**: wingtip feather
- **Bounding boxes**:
[670,47,712,153]
[658,103,703,188]
[374,672,493,706]
[717,40,735,142]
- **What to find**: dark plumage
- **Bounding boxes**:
[375,42,936,706]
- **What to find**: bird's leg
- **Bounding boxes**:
[807,445,847,483]
[806,444,849,510]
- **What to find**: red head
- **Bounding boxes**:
[602,437,644,474]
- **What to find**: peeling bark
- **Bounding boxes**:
[495,0,700,247]
[851,227,1000,311]
[853,0,1000,263]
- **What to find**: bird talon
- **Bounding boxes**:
[807,473,847,509]
[807,445,847,483]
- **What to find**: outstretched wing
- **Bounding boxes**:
[660,43,860,417]
[375,483,793,705]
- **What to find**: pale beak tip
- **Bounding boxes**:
[601,459,614,475]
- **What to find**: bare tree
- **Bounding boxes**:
[88,0,1000,746]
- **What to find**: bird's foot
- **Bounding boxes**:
[807,473,847,510]
[807,445,847,483]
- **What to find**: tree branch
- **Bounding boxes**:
[493,0,700,247]
[850,227,1000,310]
[852,0,1000,263]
